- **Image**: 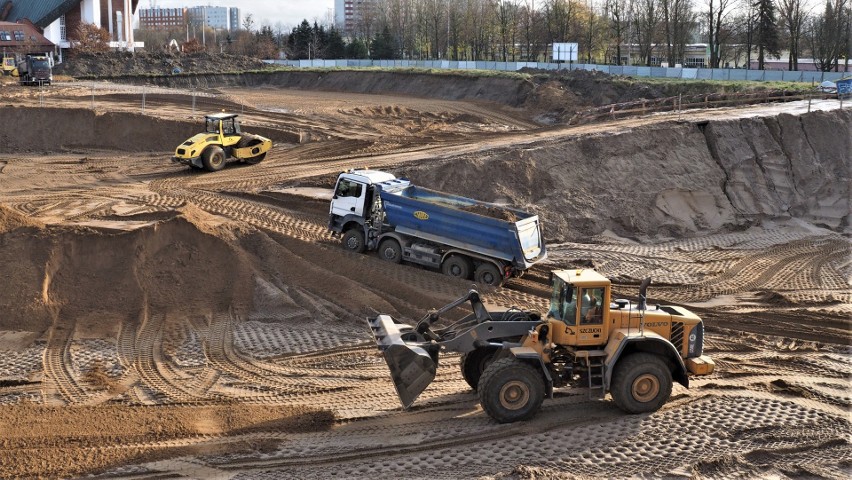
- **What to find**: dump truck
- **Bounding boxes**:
[172,113,272,172]
[16,54,51,85]
[368,268,715,423]
[328,170,546,285]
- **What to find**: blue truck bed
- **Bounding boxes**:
[377,182,546,270]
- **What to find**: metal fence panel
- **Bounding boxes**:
[636,67,651,77]
[728,69,747,81]
[680,68,697,79]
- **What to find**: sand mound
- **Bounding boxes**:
[401,109,851,241]
[0,212,254,333]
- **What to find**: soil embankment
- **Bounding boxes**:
[0,106,299,153]
[401,109,851,241]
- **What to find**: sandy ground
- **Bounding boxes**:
[0,80,849,479]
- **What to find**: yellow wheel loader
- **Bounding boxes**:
[172,113,272,172]
[368,269,715,423]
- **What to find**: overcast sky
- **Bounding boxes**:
[149,1,335,29]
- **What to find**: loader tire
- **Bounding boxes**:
[441,255,472,280]
[378,238,402,263]
[342,229,366,253]
[201,146,226,172]
[478,358,544,423]
[237,135,267,164]
[474,262,503,286]
[610,353,672,414]
[460,348,496,390]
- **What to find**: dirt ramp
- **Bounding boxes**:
[402,109,851,241]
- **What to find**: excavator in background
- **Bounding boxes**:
[172,113,272,172]
[368,269,715,423]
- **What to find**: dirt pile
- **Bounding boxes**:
[401,109,851,241]
[56,51,270,78]
[0,208,254,332]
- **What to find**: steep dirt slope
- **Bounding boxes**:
[402,109,851,241]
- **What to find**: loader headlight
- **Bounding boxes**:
[688,322,704,357]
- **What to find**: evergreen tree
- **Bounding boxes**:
[325,27,346,59]
[370,26,396,60]
[346,38,369,59]
[753,0,781,69]
[288,20,312,59]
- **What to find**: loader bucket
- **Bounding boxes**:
[368,314,438,409]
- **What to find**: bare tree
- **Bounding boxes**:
[605,0,629,64]
[633,0,663,65]
[661,0,694,66]
[778,0,807,70]
[707,0,735,67]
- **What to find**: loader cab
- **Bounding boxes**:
[547,269,611,346]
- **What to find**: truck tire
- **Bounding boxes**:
[474,263,503,286]
[610,352,673,414]
[441,255,472,280]
[461,348,496,390]
[202,146,226,172]
[342,229,366,253]
[478,357,545,423]
[378,238,402,263]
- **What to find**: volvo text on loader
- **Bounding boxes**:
[172,113,272,172]
[368,269,715,423]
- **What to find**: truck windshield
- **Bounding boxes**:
[32,60,49,69]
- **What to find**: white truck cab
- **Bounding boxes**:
[330,170,397,218]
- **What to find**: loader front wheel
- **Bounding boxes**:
[441,255,472,280]
[610,353,672,414]
[478,358,544,423]
[342,229,366,253]
[201,146,226,172]
[461,348,496,390]
[378,238,402,263]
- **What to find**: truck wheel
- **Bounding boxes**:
[342,229,366,253]
[441,255,472,280]
[478,358,544,423]
[461,348,496,390]
[610,353,673,414]
[474,263,503,286]
[378,238,402,263]
[201,146,226,172]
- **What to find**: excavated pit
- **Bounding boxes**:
[0,80,849,478]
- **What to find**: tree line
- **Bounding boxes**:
[278,0,849,72]
[131,1,849,72]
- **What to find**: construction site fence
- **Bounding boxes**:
[266,59,851,84]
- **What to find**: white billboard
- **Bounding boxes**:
[552,43,579,62]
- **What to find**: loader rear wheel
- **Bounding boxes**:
[474,263,503,286]
[461,348,496,390]
[342,229,366,253]
[441,255,472,280]
[478,358,544,423]
[610,353,672,414]
[378,238,402,263]
[201,146,226,172]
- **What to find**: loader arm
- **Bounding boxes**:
[368,290,541,409]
